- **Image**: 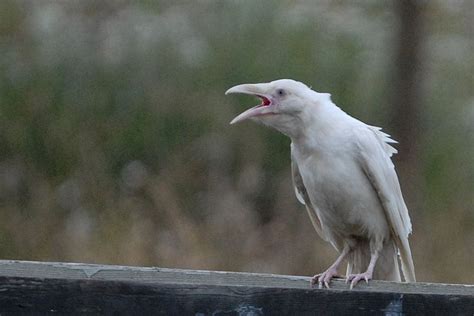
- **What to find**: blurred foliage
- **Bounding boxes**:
[0,0,472,283]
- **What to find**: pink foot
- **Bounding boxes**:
[346,271,372,289]
[310,266,341,289]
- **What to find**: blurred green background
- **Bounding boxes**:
[0,0,472,284]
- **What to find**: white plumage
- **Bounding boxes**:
[226,79,416,288]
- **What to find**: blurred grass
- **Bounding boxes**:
[0,0,472,284]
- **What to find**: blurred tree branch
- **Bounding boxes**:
[391,0,426,209]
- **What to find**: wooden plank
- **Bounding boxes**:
[0,260,472,295]
[0,260,472,315]
[0,276,473,315]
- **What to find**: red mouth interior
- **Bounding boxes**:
[258,95,271,106]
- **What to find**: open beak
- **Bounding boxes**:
[225,83,275,124]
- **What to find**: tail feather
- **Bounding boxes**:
[397,237,416,282]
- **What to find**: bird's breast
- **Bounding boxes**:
[295,149,389,240]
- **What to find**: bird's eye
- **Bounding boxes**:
[277,89,285,96]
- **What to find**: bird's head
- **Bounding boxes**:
[226,79,324,138]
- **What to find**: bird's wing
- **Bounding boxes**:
[355,127,416,282]
[291,155,326,240]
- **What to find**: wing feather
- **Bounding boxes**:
[291,156,326,240]
[355,127,416,282]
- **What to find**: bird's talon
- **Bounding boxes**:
[310,274,321,287]
[347,272,372,289]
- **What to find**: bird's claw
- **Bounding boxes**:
[310,267,339,289]
[346,272,372,289]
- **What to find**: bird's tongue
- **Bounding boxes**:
[230,95,272,124]
[259,96,271,106]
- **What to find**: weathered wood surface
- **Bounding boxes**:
[0,260,472,315]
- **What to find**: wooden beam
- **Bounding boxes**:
[0,260,472,314]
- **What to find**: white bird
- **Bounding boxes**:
[226,79,416,289]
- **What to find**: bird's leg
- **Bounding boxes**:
[346,250,379,289]
[311,246,350,289]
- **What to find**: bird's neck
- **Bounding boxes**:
[290,102,349,152]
